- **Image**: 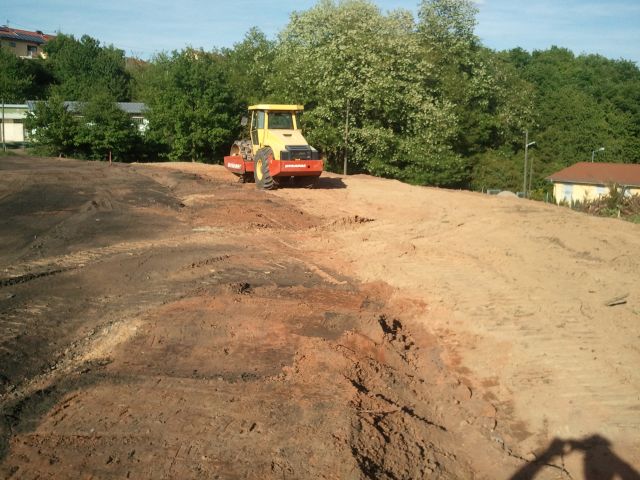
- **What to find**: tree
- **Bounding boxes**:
[25,94,78,156]
[0,49,34,150]
[417,0,478,65]
[141,49,239,162]
[223,28,276,105]
[0,49,33,102]
[127,57,152,102]
[44,33,132,101]
[22,58,55,100]
[270,0,465,185]
[266,0,539,187]
[497,46,640,191]
[417,0,537,186]
[26,92,140,161]
[75,92,140,161]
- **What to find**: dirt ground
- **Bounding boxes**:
[0,156,638,479]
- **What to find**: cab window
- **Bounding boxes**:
[268,112,293,129]
[256,111,265,129]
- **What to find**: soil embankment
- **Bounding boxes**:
[1,156,638,479]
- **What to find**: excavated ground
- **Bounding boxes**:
[0,156,638,479]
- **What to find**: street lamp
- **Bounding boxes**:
[527,140,537,196]
[523,130,536,198]
[1,98,5,153]
[591,147,605,162]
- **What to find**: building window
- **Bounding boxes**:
[132,116,148,133]
[9,41,16,47]
[596,185,606,197]
[563,184,573,203]
[27,45,37,57]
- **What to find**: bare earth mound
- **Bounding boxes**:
[0,156,638,479]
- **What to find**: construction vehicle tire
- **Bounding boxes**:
[254,147,275,190]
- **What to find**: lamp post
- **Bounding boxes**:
[1,98,5,153]
[528,142,537,196]
[343,98,349,175]
[523,130,536,198]
[591,147,605,162]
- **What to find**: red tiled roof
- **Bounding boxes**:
[0,26,55,44]
[546,162,640,187]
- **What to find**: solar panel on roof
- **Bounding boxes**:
[16,33,45,43]
[0,29,46,44]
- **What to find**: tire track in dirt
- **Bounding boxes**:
[271,171,640,477]
[1,263,520,479]
[0,235,226,282]
[1,157,584,479]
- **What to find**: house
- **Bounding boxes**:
[0,104,29,143]
[0,26,55,59]
[0,101,149,144]
[118,102,149,133]
[59,101,149,133]
[546,162,640,204]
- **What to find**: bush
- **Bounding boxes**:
[26,93,141,161]
[25,95,79,157]
[75,92,140,161]
[573,183,640,221]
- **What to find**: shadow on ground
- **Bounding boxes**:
[0,359,113,463]
[314,177,347,189]
[510,435,640,480]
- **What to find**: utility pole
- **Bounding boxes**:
[523,130,536,198]
[343,98,349,176]
[523,130,529,197]
[2,98,6,153]
[528,150,534,195]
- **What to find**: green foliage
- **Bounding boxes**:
[22,58,55,99]
[26,94,139,160]
[264,0,537,187]
[499,47,640,187]
[75,92,140,160]
[223,28,276,105]
[141,49,239,162]
[9,1,640,185]
[470,148,523,191]
[44,34,132,101]
[0,48,33,102]
[25,94,78,156]
[269,0,465,185]
[418,0,477,46]
[127,57,152,101]
[416,0,535,188]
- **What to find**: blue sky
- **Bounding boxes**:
[3,1,640,63]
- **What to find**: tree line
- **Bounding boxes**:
[1,0,639,192]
